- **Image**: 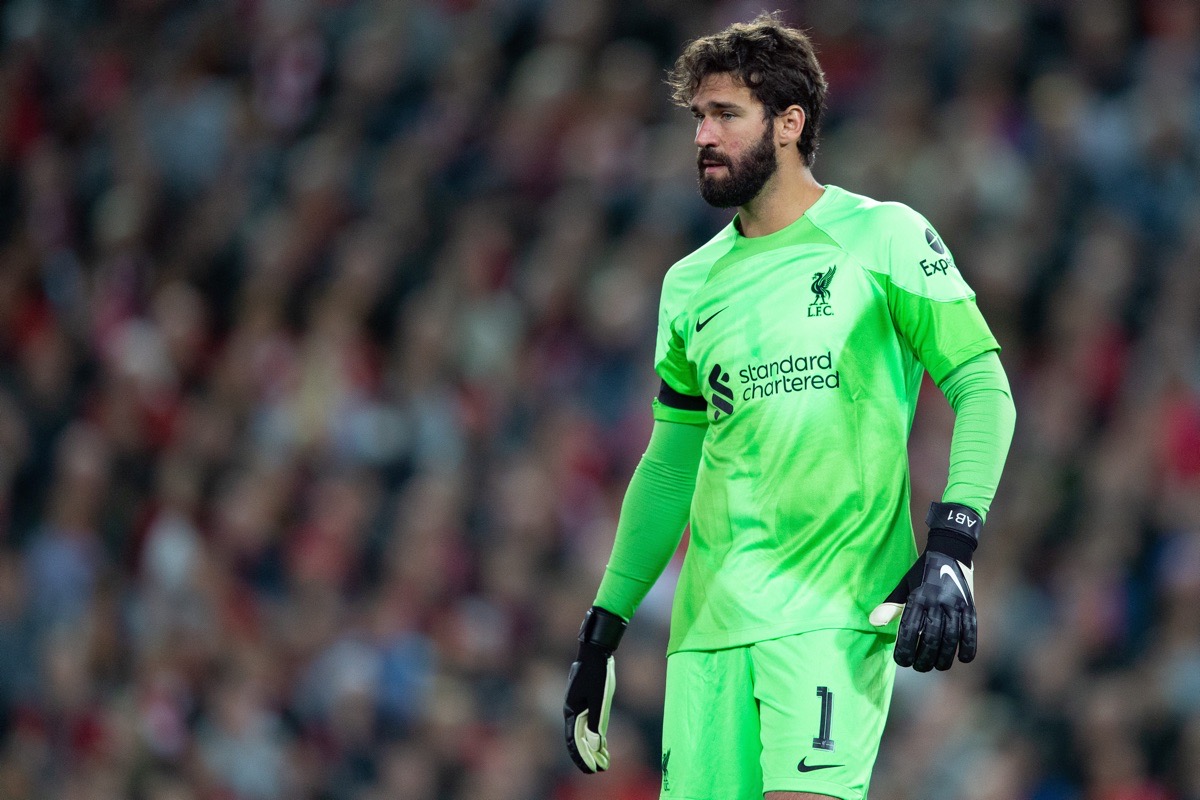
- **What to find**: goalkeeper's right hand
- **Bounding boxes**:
[564,606,627,773]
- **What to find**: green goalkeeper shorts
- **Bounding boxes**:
[660,628,896,800]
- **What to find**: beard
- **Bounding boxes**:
[697,124,779,208]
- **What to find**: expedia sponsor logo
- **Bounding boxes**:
[737,351,841,401]
[920,256,954,277]
[921,228,955,276]
[925,227,946,254]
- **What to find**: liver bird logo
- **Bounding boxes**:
[811,265,836,304]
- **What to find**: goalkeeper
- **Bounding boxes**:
[564,13,1016,800]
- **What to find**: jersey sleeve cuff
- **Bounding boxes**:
[924,336,1000,385]
[652,397,710,425]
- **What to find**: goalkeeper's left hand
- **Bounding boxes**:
[870,502,981,672]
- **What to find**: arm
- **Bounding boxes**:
[871,349,1016,671]
[565,407,705,774]
[938,349,1017,522]
[566,259,709,773]
[863,206,1015,670]
[594,416,706,621]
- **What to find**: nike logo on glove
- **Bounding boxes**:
[797,757,842,773]
[939,564,968,602]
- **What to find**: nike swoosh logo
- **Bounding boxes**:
[939,564,968,602]
[797,757,843,773]
[695,307,728,332]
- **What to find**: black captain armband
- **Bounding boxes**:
[657,381,706,411]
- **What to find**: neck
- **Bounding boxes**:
[737,166,825,238]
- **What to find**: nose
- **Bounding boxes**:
[695,116,719,148]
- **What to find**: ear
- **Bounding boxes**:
[775,104,806,149]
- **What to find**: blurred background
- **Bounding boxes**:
[0,0,1199,798]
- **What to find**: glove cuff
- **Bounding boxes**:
[579,606,627,654]
[926,530,976,566]
[926,502,982,543]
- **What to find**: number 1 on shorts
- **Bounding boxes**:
[813,686,835,751]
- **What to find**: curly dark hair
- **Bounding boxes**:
[667,12,828,166]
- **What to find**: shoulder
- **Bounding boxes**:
[813,187,951,279]
[659,222,737,307]
[816,187,974,299]
[813,186,932,242]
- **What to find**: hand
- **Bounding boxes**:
[564,606,627,773]
[870,502,981,672]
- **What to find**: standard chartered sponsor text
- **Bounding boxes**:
[737,350,841,400]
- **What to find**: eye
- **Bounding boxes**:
[721,112,735,120]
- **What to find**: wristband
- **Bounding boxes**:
[926,501,983,543]
[579,606,627,654]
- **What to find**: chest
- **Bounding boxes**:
[683,252,887,375]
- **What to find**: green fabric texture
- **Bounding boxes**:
[936,350,1016,523]
[594,419,706,621]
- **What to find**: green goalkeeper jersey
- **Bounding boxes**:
[652,185,1000,653]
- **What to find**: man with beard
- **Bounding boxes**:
[564,13,1016,800]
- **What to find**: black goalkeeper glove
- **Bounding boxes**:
[870,502,981,672]
[564,606,627,773]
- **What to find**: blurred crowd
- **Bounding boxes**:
[0,0,1198,798]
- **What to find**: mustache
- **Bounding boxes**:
[697,148,730,168]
